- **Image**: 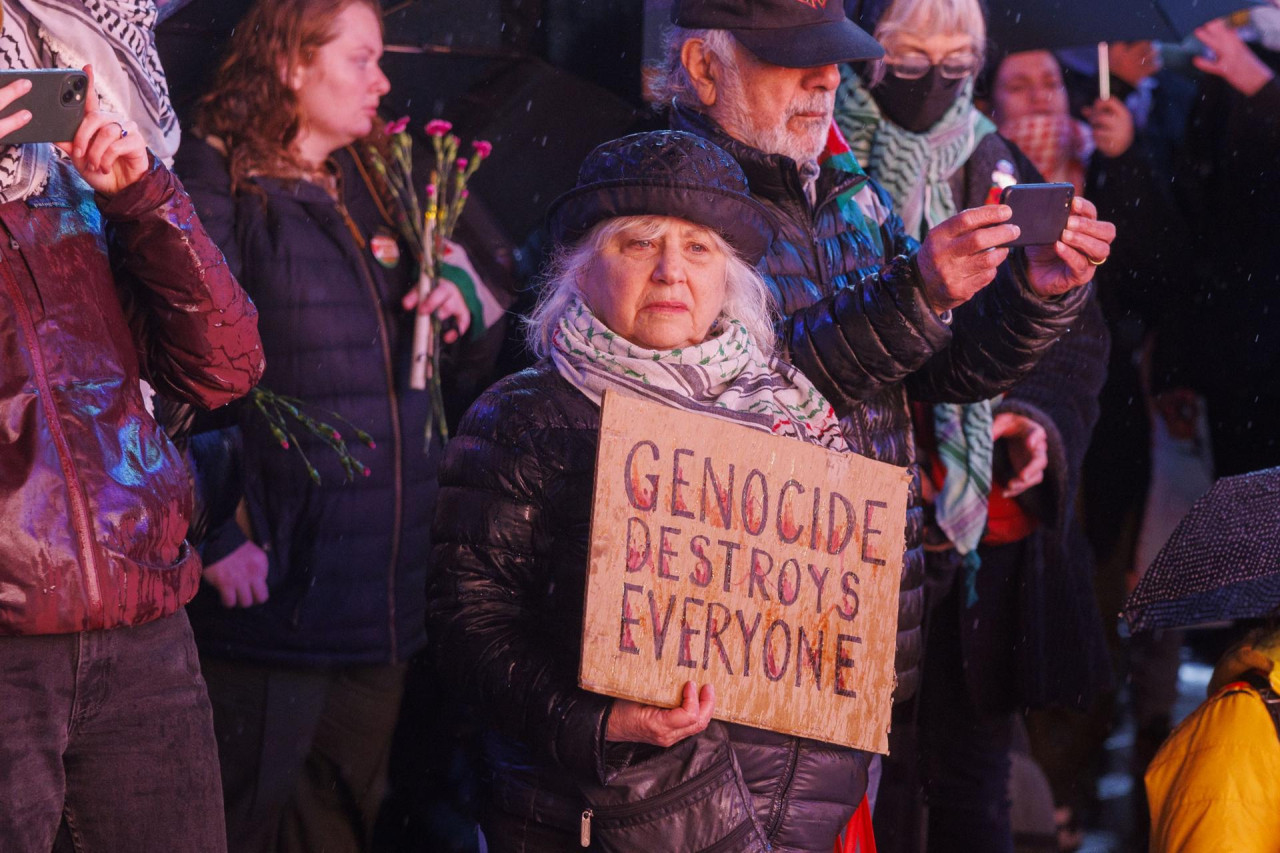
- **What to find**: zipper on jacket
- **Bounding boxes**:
[764,739,801,840]
[333,161,405,662]
[703,819,761,853]
[811,185,876,454]
[0,241,104,617]
[587,751,735,824]
[349,242,405,662]
[579,751,749,848]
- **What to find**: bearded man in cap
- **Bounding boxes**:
[652,0,1116,715]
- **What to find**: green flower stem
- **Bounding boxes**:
[369,125,489,450]
[250,387,373,484]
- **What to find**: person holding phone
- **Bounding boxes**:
[170,0,476,850]
[0,4,264,851]
[656,0,1111,740]
[832,1,1113,850]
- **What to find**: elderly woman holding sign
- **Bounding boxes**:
[427,130,882,852]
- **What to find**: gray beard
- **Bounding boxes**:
[741,119,825,167]
[713,75,828,168]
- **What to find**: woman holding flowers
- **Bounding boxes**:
[172,0,475,850]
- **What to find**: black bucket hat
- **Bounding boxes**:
[672,0,884,68]
[547,131,774,264]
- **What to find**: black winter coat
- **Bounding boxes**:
[428,363,869,853]
[933,133,1113,712]
[671,107,1093,703]
[177,138,438,666]
[1169,57,1280,475]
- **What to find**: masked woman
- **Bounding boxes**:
[171,0,473,849]
[834,1,1112,850]
[428,130,877,853]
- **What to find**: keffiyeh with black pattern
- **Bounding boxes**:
[0,0,176,203]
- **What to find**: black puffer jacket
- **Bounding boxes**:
[428,363,869,853]
[177,138,437,666]
[671,107,1092,702]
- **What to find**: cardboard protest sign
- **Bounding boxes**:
[580,391,910,753]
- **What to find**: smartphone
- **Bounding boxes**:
[1000,182,1074,247]
[0,69,88,145]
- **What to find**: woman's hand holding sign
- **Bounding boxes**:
[606,681,715,747]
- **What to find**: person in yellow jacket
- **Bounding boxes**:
[1144,627,1280,852]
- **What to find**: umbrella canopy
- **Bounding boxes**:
[1123,467,1280,633]
[155,0,200,24]
[1158,0,1262,38]
[985,0,1264,53]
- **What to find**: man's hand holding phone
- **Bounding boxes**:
[1023,195,1116,299]
[917,187,1116,313]
[916,205,1019,314]
[55,65,148,196]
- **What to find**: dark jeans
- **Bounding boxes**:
[200,657,406,853]
[0,610,225,852]
[918,564,1015,853]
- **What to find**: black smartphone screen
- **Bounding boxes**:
[1000,182,1074,247]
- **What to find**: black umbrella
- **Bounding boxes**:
[155,0,199,24]
[985,0,1264,53]
[1123,467,1280,633]
[1158,0,1263,38]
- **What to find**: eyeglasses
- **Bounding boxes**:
[885,52,980,81]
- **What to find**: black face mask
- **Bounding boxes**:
[869,67,966,134]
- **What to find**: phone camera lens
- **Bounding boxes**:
[70,77,85,92]
[61,89,74,105]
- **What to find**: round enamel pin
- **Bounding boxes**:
[370,229,401,268]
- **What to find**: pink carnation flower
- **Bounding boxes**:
[383,116,410,135]
[424,119,453,137]
[473,140,493,159]
[456,158,468,170]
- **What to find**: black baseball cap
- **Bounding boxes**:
[671,0,884,68]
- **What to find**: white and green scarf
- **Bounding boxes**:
[551,298,849,453]
[835,72,995,242]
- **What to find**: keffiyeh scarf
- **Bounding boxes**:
[0,0,177,203]
[551,298,849,453]
[1000,112,1093,191]
[835,72,994,241]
